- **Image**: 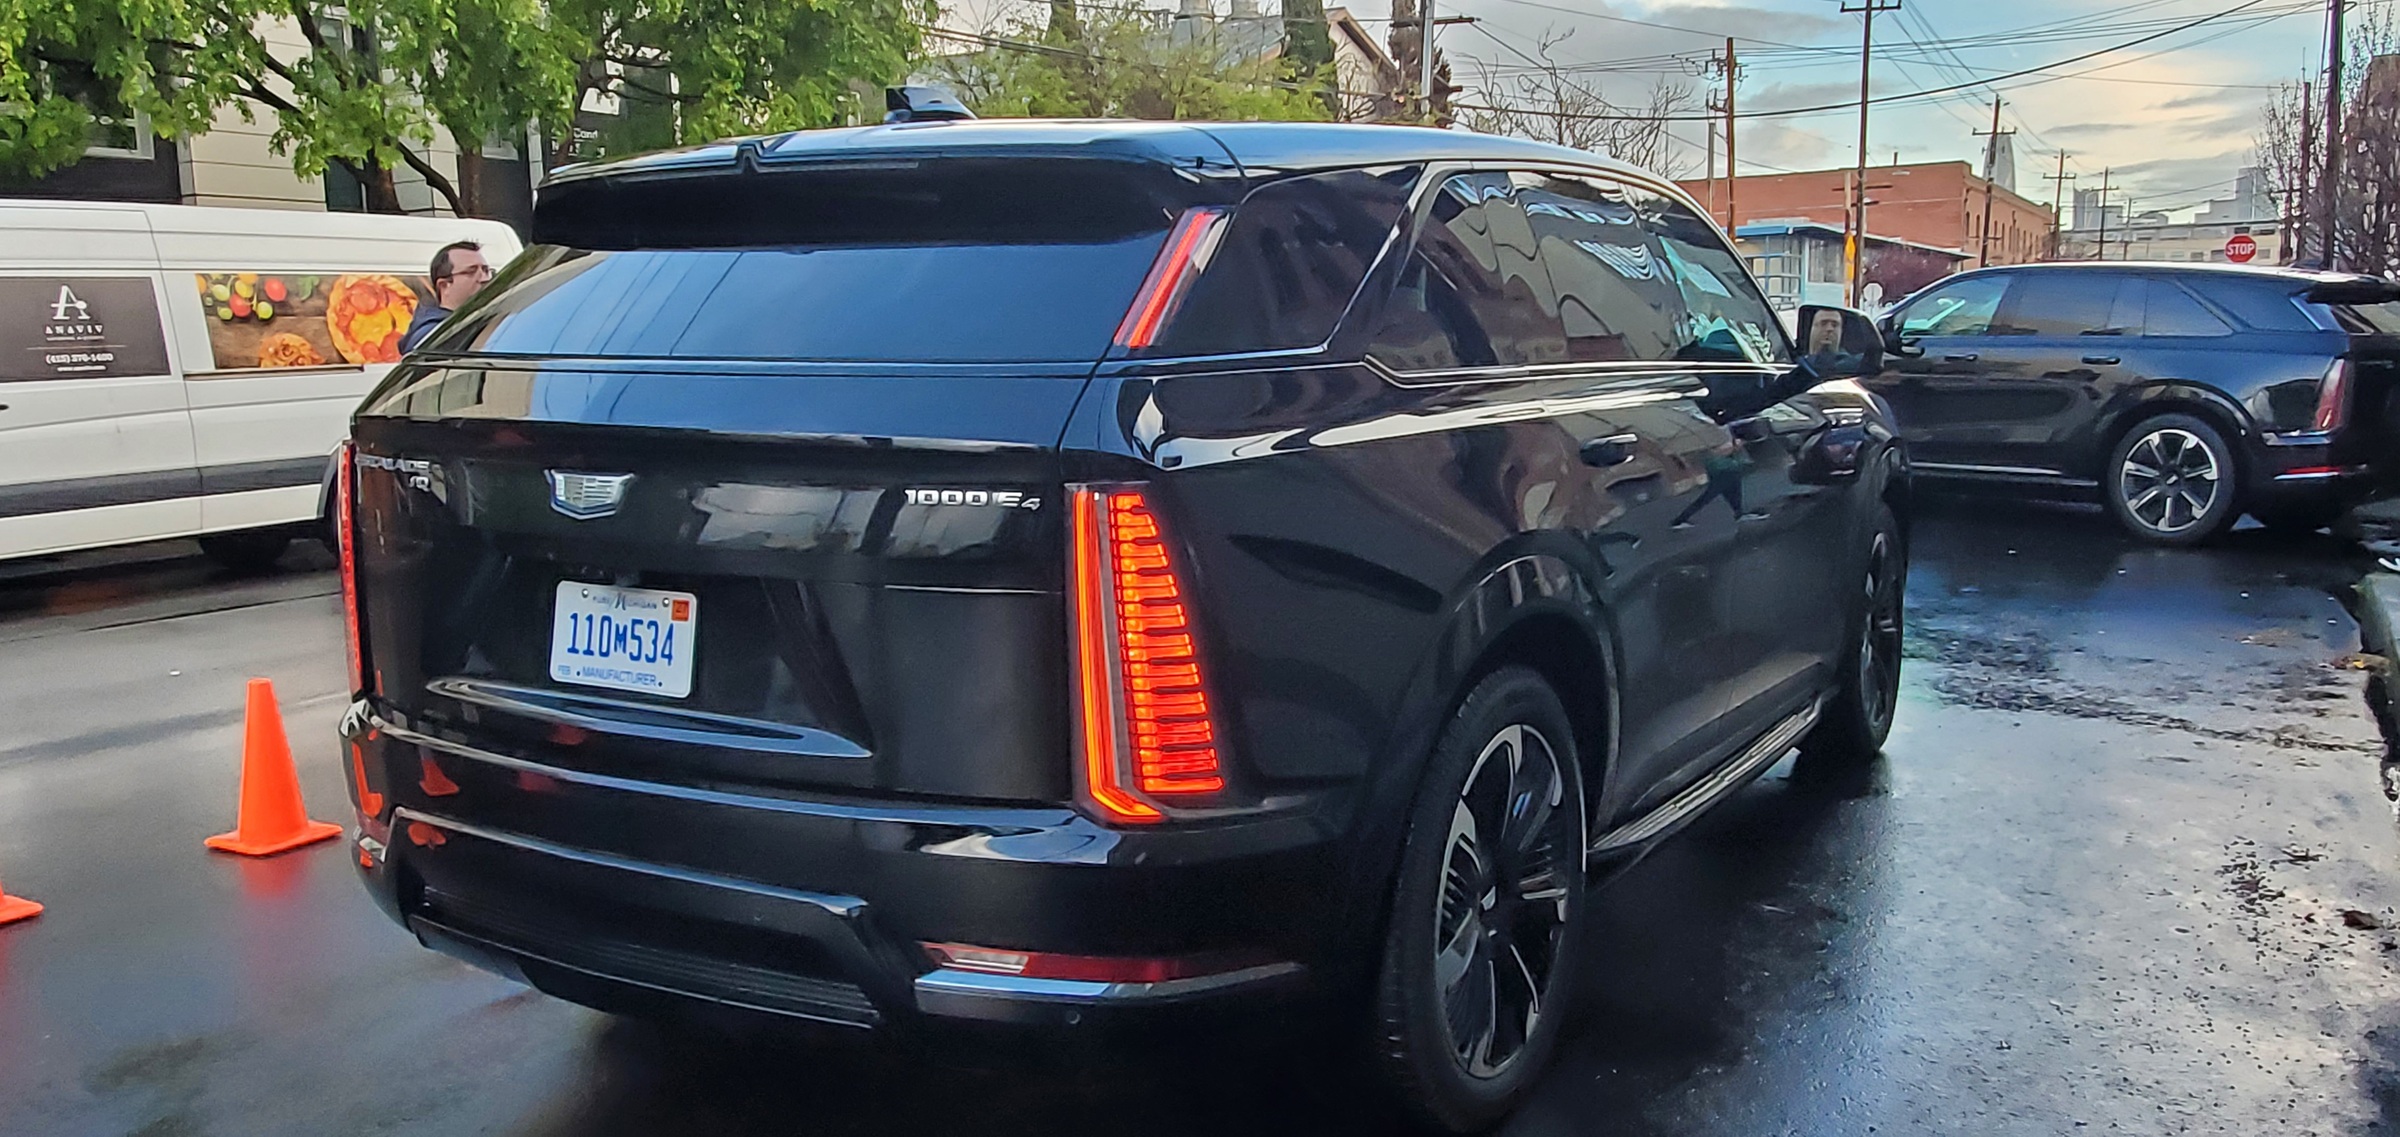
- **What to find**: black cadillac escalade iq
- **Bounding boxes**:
[335,118,1908,1131]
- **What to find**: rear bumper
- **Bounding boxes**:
[2246,434,2380,509]
[342,707,1340,1033]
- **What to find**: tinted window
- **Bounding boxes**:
[1366,174,1566,371]
[1998,273,2135,336]
[1639,190,1788,364]
[2184,276,2317,332]
[441,161,1179,363]
[1158,165,1419,356]
[2329,301,2400,335]
[2142,278,2231,337]
[1898,275,2006,337]
[1517,175,1786,365]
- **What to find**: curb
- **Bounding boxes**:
[2361,574,2400,663]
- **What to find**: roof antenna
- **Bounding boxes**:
[885,86,976,124]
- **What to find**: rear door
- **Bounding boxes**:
[0,212,200,559]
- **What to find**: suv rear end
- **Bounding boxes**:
[337,127,1375,1031]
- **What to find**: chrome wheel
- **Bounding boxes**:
[1433,723,1576,1079]
[2118,427,2222,535]
[1858,531,1903,734]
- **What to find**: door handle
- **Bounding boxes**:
[1943,352,1979,363]
[1581,433,1640,467]
[2080,354,2120,366]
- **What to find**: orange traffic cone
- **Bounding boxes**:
[206,678,343,857]
[0,877,39,926]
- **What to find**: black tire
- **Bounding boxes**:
[2251,502,2344,535]
[2102,413,2239,546]
[1374,666,1587,1133]
[1796,500,1905,779]
[198,531,293,574]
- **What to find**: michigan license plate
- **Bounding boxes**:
[549,582,697,698]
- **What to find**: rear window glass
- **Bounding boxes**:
[2183,276,2317,332]
[2329,302,2400,335]
[1157,166,1418,356]
[429,162,1182,363]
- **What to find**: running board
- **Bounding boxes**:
[1589,699,1822,855]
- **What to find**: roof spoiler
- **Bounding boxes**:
[2303,275,2400,305]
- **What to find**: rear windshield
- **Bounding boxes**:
[426,161,1185,363]
[2329,301,2400,335]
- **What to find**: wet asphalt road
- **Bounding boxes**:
[0,497,2395,1137]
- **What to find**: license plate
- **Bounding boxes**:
[549,582,697,698]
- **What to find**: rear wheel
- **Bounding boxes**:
[1374,667,1586,1133]
[2103,414,2238,546]
[198,531,292,574]
[1796,502,1905,780]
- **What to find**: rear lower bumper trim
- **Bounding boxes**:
[914,962,1304,1021]
[397,806,863,917]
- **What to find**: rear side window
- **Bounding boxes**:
[2184,276,2317,332]
[433,162,1180,363]
[1157,166,1418,356]
[2142,278,2231,337]
[2329,301,2400,335]
[1996,273,2136,336]
[1366,173,1567,371]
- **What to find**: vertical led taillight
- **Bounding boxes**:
[1112,207,1229,351]
[336,441,366,695]
[2313,358,2352,432]
[1070,485,1225,824]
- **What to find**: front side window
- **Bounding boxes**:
[1516,174,1785,365]
[1897,275,2007,337]
[1365,173,1566,372]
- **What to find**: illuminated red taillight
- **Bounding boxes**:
[1112,206,1229,351]
[922,942,1268,983]
[1070,485,1225,824]
[336,441,366,694]
[2313,358,2352,432]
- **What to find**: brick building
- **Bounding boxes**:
[1678,160,2056,269]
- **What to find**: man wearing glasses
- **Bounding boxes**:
[400,240,494,353]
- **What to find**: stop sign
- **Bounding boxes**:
[2226,233,2258,263]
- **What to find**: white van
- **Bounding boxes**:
[0,200,520,570]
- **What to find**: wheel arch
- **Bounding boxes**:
[2092,385,2252,484]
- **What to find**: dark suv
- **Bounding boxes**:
[336,120,1906,1130]
[1871,262,2399,544]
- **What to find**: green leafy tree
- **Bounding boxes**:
[1,0,926,211]
[929,7,1331,123]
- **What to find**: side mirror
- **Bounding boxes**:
[1793,305,1885,379]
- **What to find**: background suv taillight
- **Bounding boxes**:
[336,441,366,694]
[2313,358,2353,432]
[1069,484,1225,824]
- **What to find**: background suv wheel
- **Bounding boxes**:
[2103,413,2238,546]
[1375,666,1586,1133]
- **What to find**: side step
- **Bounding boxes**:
[1589,699,1821,855]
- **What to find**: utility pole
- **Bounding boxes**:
[2322,0,2345,268]
[2093,167,2113,261]
[2299,80,2316,264]
[1842,0,1902,306]
[1703,108,1718,215]
[1723,37,1739,233]
[1419,0,1438,123]
[2042,151,2075,261]
[1974,96,2014,267]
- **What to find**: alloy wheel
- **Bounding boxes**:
[1859,531,1903,732]
[2118,427,2222,535]
[1433,723,1577,1079]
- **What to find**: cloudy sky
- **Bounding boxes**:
[949,0,2338,219]
[1425,0,2329,217]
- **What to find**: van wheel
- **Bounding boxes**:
[2103,414,2238,546]
[199,532,292,574]
[1374,666,1586,1133]
[1796,503,1905,782]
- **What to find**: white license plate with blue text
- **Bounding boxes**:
[549,582,697,698]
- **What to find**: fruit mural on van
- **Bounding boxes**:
[193,271,432,370]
